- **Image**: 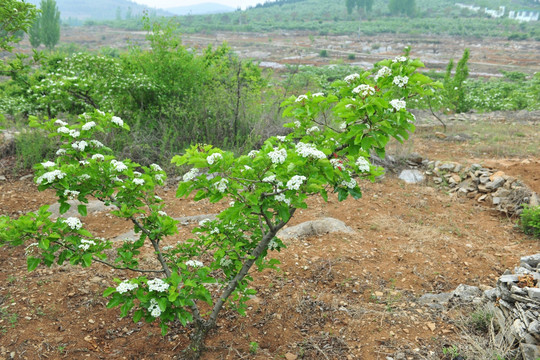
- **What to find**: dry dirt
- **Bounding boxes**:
[1,119,539,360]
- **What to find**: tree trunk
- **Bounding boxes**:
[179,320,214,360]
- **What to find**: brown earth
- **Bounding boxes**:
[1,121,539,360]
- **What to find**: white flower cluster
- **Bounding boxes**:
[352,84,375,97]
[268,239,279,250]
[65,217,83,230]
[295,94,308,102]
[57,126,70,134]
[72,141,88,152]
[79,160,89,166]
[214,178,228,193]
[330,158,343,170]
[116,280,138,294]
[286,175,307,190]
[90,140,104,148]
[92,154,104,161]
[56,149,66,156]
[393,56,407,63]
[147,278,169,292]
[276,135,286,142]
[111,160,128,172]
[268,148,287,164]
[262,174,276,183]
[306,126,320,135]
[37,170,66,184]
[393,75,409,88]
[390,99,406,111]
[198,219,211,226]
[344,73,360,84]
[69,130,80,138]
[248,150,259,158]
[207,153,222,165]
[294,121,301,128]
[185,260,204,267]
[79,174,91,181]
[148,298,161,318]
[295,142,325,159]
[79,239,96,251]
[341,178,357,189]
[220,258,233,267]
[312,92,324,97]
[82,121,96,131]
[64,190,80,199]
[183,168,199,182]
[41,161,56,168]
[55,120,68,126]
[243,165,252,171]
[133,178,145,186]
[150,164,162,172]
[374,66,392,81]
[155,174,165,184]
[275,193,291,206]
[111,116,124,127]
[356,157,371,172]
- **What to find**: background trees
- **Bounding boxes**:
[29,0,61,49]
[389,0,416,17]
[346,0,374,15]
[0,0,39,52]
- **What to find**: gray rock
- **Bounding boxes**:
[0,175,6,181]
[277,218,355,240]
[418,292,452,306]
[484,288,500,301]
[452,284,482,302]
[492,197,501,205]
[512,319,528,341]
[521,254,540,269]
[439,163,456,171]
[520,343,540,360]
[398,169,424,184]
[19,174,33,181]
[511,285,527,296]
[528,321,540,334]
[499,274,519,283]
[527,288,540,301]
[470,164,483,171]
[47,200,113,218]
[486,177,505,190]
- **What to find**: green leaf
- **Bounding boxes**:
[59,202,71,215]
[77,205,87,217]
[38,238,50,250]
[103,287,116,297]
[27,257,41,271]
[157,297,168,312]
[106,295,123,309]
[133,309,143,323]
[82,253,92,267]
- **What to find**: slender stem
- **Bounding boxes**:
[92,257,164,274]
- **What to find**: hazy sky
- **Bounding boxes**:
[132,0,273,10]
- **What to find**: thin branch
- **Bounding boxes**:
[427,98,446,132]
[92,257,164,274]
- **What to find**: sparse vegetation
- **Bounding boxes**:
[521,205,540,238]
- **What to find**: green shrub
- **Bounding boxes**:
[319,49,328,57]
[521,205,540,238]
[14,129,58,172]
[347,53,356,60]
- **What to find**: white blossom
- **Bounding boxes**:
[89,140,104,148]
[356,157,371,172]
[390,99,406,111]
[306,126,320,135]
[148,298,161,318]
[155,174,164,184]
[268,239,279,250]
[36,170,66,184]
[154,195,162,201]
[133,178,145,186]
[393,75,409,88]
[198,219,211,226]
[150,164,162,172]
[111,160,128,172]
[147,278,169,292]
[57,126,70,134]
[247,150,259,158]
[392,56,407,63]
[344,73,360,84]
[183,168,199,182]
[352,84,375,97]
[262,174,276,183]
[116,280,139,294]
[330,158,344,170]
[293,121,301,128]
[41,161,56,168]
[56,149,66,156]
[71,141,88,152]
[133,171,142,177]
[79,160,89,166]
[295,142,326,159]
[207,153,222,165]
[158,211,167,216]
[286,175,307,190]
[243,165,252,171]
[341,178,357,189]
[312,92,324,97]
[55,120,68,126]
[276,135,286,141]
[64,190,80,199]
[220,258,233,267]
[374,66,392,81]
[214,178,228,193]
[295,94,308,102]
[186,260,204,267]
[111,116,124,127]
[65,217,82,230]
[275,193,291,206]
[79,174,91,181]
[69,130,80,138]
[82,121,96,131]
[92,154,104,161]
[78,239,96,251]
[268,148,287,164]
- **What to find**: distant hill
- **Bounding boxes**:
[24,0,172,21]
[166,3,236,15]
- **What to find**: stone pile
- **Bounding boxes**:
[423,161,539,216]
[484,254,540,360]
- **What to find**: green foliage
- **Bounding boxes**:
[346,0,374,15]
[443,48,470,113]
[28,16,41,48]
[0,0,39,52]
[389,0,416,16]
[14,128,58,171]
[319,49,328,57]
[521,205,540,239]
[469,307,493,333]
[39,0,61,49]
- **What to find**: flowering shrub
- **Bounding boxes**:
[0,55,437,359]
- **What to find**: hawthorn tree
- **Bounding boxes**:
[0,55,438,359]
[0,0,38,52]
